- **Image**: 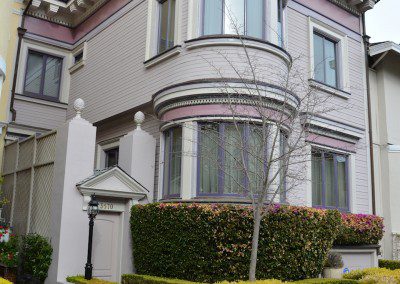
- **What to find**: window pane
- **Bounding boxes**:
[203,0,223,35]
[25,52,43,94]
[277,0,283,46]
[337,156,347,208]
[199,124,219,194]
[248,125,264,193]
[223,124,244,194]
[312,152,323,206]
[170,128,182,195]
[167,0,176,49]
[279,131,287,201]
[325,154,335,207]
[159,0,170,53]
[163,130,171,195]
[313,33,325,83]
[43,57,62,98]
[224,0,245,35]
[246,0,263,38]
[324,38,337,87]
[105,148,119,168]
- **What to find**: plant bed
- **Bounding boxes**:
[67,275,117,283]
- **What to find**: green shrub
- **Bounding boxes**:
[20,234,52,282]
[335,214,384,246]
[295,279,358,284]
[378,259,400,270]
[130,203,342,282]
[121,274,199,284]
[67,275,117,284]
[343,267,400,283]
[0,235,19,267]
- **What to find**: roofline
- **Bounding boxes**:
[370,41,400,57]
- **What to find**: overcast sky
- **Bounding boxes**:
[366,0,400,44]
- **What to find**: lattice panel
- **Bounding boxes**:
[36,132,57,166]
[18,138,34,171]
[1,174,14,224]
[2,142,18,174]
[13,170,31,235]
[30,164,54,238]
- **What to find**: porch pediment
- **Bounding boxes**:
[76,166,148,199]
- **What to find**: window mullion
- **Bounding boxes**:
[321,152,326,207]
[39,55,47,96]
[333,154,339,209]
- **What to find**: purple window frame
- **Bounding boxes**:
[163,127,182,198]
[23,50,63,102]
[201,0,266,40]
[312,150,350,212]
[157,0,176,54]
[196,122,270,197]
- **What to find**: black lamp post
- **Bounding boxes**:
[85,194,99,280]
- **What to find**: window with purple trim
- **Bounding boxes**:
[198,123,267,196]
[163,127,182,197]
[312,150,349,211]
[202,0,265,39]
[24,50,62,101]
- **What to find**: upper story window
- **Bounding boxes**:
[105,147,119,168]
[312,150,349,211]
[158,0,176,53]
[163,127,182,197]
[313,32,338,88]
[24,50,62,101]
[202,0,265,39]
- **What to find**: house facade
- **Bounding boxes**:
[369,41,400,260]
[1,0,380,282]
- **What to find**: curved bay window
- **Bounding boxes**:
[197,123,267,196]
[202,0,265,39]
[163,127,182,197]
[312,150,349,211]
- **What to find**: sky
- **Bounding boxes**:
[366,0,400,44]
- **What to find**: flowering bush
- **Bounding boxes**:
[0,235,19,267]
[334,213,384,246]
[130,203,342,282]
[0,226,11,243]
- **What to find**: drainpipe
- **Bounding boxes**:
[362,13,376,215]
[10,0,31,121]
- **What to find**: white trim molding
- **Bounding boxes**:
[308,17,350,93]
[69,41,88,74]
[387,145,400,153]
[96,139,120,170]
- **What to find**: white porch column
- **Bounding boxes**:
[181,121,197,199]
[47,99,97,284]
[118,112,156,202]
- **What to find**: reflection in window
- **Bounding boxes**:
[203,0,265,39]
[158,0,176,53]
[105,147,119,168]
[313,32,338,88]
[24,50,62,100]
[312,150,349,211]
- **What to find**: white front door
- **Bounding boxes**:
[92,212,121,282]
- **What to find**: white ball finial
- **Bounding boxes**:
[134,111,145,130]
[74,98,85,118]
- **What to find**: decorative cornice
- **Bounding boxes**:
[327,0,378,15]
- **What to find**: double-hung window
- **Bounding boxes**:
[312,150,349,211]
[24,50,62,101]
[313,32,338,88]
[202,0,265,39]
[158,0,176,53]
[163,127,182,197]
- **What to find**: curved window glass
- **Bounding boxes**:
[163,127,182,197]
[202,0,265,39]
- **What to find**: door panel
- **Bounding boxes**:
[92,212,120,282]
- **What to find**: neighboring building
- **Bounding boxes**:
[369,41,400,260]
[1,0,380,282]
[0,0,25,170]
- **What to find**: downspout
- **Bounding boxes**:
[362,13,376,215]
[10,0,31,121]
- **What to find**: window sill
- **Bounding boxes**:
[69,60,86,74]
[144,45,182,68]
[15,93,68,109]
[309,79,351,99]
[185,35,291,66]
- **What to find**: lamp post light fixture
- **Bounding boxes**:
[84,194,99,280]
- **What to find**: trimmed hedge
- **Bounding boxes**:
[66,275,117,284]
[335,214,384,246]
[121,274,199,284]
[130,203,342,282]
[295,279,357,284]
[378,259,400,270]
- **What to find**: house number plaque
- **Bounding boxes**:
[99,202,114,211]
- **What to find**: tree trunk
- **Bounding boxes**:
[249,207,262,281]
